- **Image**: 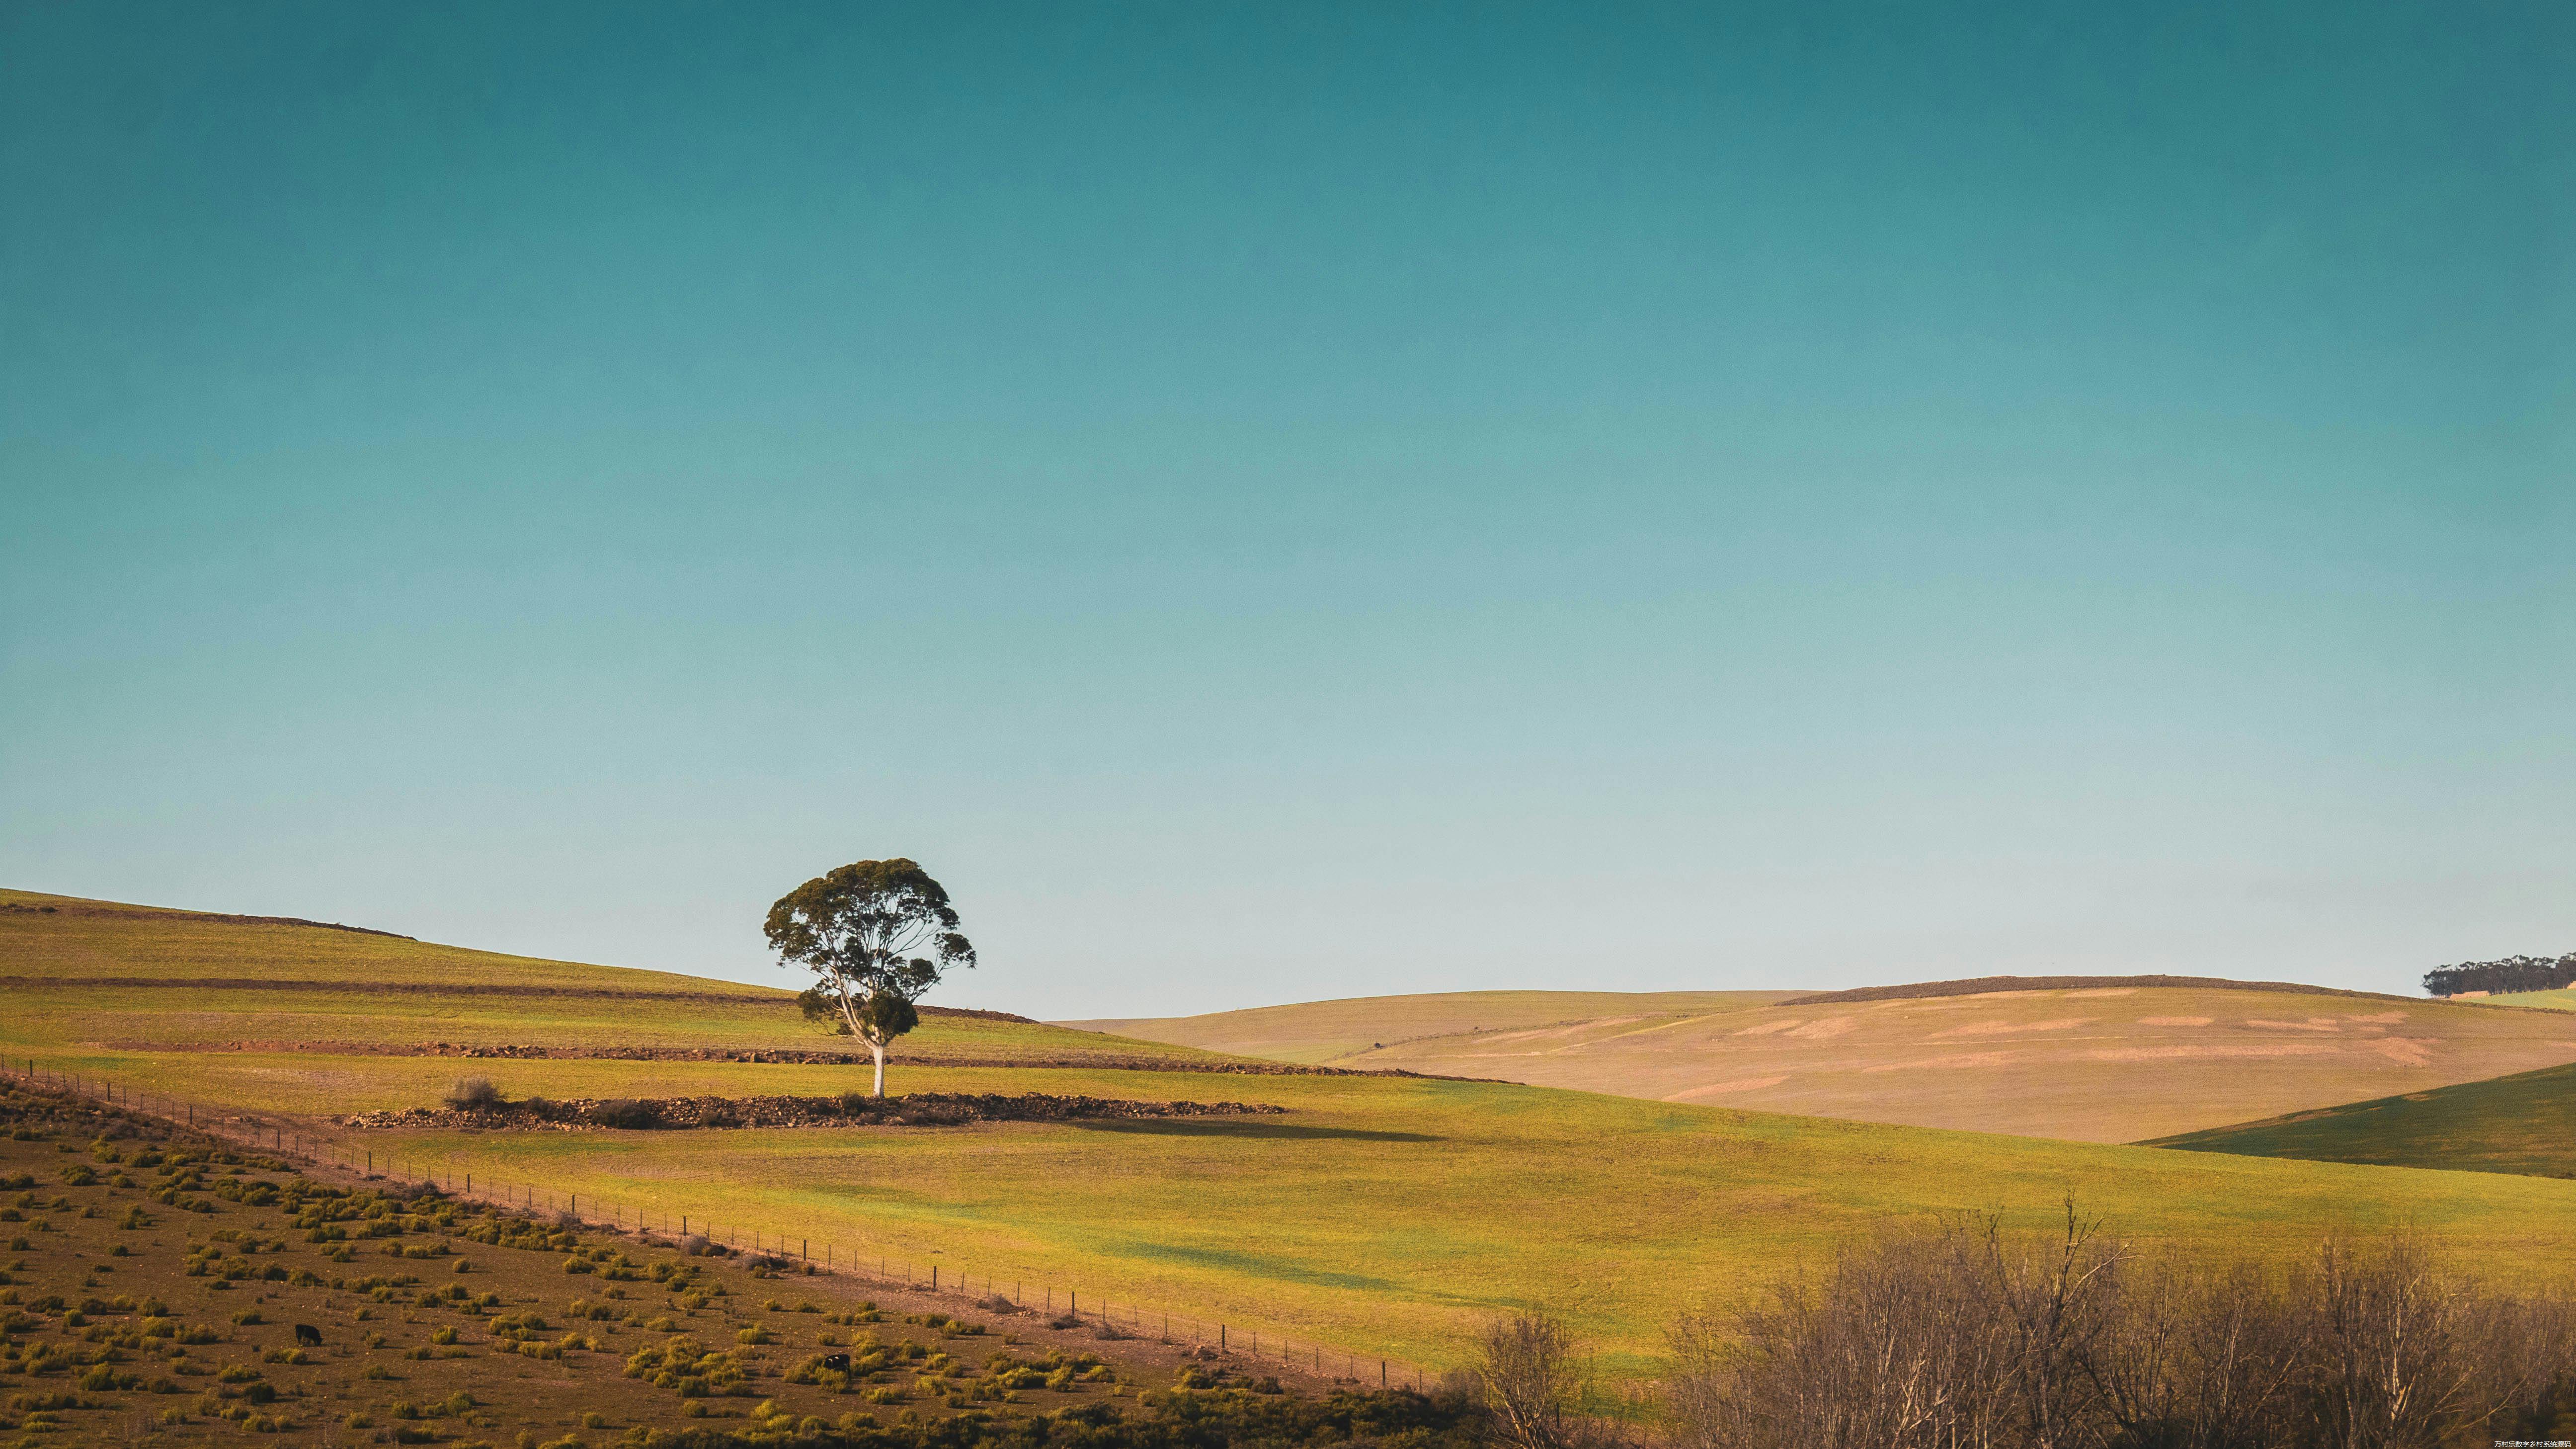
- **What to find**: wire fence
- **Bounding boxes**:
[5,1059,1439,1392]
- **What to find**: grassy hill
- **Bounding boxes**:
[1109,981,2576,1143]
[1061,990,1794,1065]
[0,886,1222,1068]
[2147,1060,2576,1179]
[2487,989,2576,1012]
[10,889,2576,1378]
[0,1081,1320,1442]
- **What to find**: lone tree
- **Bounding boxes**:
[765,858,975,1098]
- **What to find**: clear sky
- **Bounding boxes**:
[3,2,2568,1019]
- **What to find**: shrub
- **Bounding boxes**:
[588,1098,662,1130]
[443,1078,504,1112]
[1473,1313,1584,1449]
[1662,1210,2576,1449]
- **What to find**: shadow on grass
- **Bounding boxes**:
[1111,1240,1413,1292]
[1065,1119,1442,1143]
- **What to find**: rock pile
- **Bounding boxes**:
[339,1090,1289,1132]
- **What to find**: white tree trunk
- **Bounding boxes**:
[870,1038,886,1097]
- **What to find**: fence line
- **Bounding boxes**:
[4,1059,1433,1392]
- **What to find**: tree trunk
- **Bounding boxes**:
[871,1038,886,1097]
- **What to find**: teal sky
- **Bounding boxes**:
[3,3,2569,1018]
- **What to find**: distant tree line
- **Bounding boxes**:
[2422,952,2576,997]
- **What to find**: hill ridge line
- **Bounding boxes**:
[0,974,1030,1020]
[75,1037,1490,1078]
[0,899,415,938]
[1779,974,2429,1007]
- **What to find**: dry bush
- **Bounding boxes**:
[1475,1312,1603,1449]
[586,1098,660,1129]
[443,1077,503,1111]
[1664,1210,2576,1449]
[1667,1211,2104,1449]
[2290,1234,2574,1448]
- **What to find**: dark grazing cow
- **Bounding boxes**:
[294,1324,322,1347]
[821,1353,850,1372]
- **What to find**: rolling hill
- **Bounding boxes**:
[1062,989,1794,1064]
[2487,989,2576,1012]
[2148,1060,2576,1179]
[0,886,1226,1069]
[9,888,2576,1378]
[1090,981,2576,1143]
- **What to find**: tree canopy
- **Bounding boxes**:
[2423,952,2576,997]
[765,858,974,1096]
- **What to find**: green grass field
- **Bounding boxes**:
[2147,1061,2576,1179]
[2487,990,2576,1012]
[12,889,2576,1378]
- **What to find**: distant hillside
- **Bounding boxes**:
[1061,989,1795,1065]
[1783,974,2414,1006]
[2490,990,2576,1012]
[1261,982,2576,1143]
[0,887,1212,1067]
[2148,1061,2576,1178]
[14,889,2576,1375]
